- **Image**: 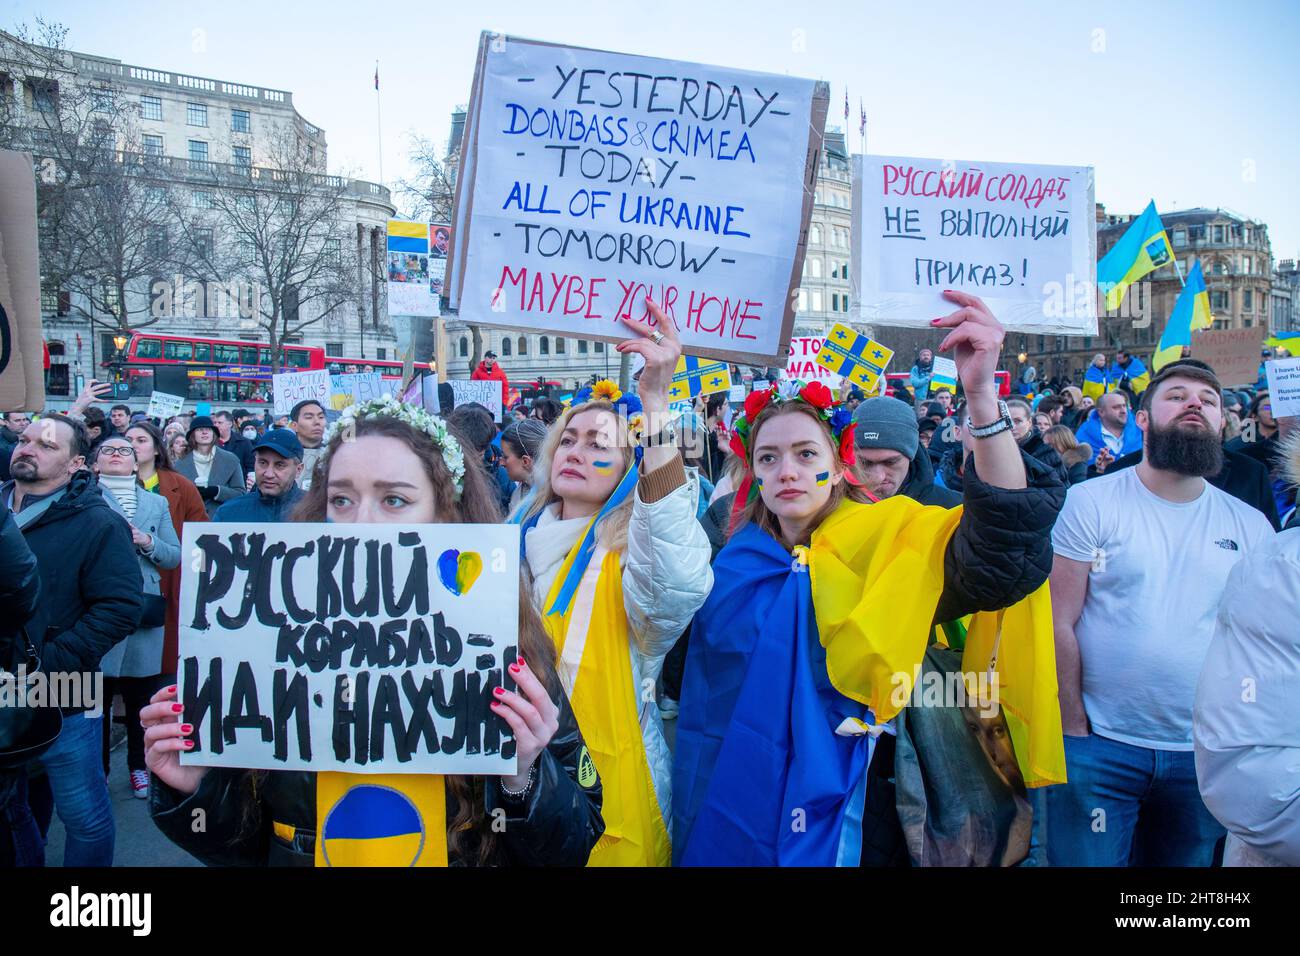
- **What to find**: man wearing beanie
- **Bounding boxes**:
[853,396,961,507]
[214,429,305,523]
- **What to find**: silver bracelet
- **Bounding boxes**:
[500,763,536,799]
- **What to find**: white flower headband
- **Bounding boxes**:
[324,394,467,499]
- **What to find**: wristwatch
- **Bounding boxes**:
[965,400,1013,439]
[639,413,680,449]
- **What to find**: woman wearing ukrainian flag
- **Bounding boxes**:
[674,291,1069,866]
[143,398,605,866]
[517,301,713,867]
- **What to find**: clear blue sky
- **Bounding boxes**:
[14,0,1300,260]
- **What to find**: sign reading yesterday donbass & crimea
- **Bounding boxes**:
[177,523,520,775]
[447,33,827,365]
[852,154,1097,335]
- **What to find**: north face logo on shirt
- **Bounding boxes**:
[1215,538,1239,551]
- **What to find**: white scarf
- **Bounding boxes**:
[191,447,215,485]
[99,474,139,520]
[522,503,593,611]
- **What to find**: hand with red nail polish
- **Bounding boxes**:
[140,684,209,795]
[489,659,560,793]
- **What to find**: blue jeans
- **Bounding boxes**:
[1045,733,1223,867]
[36,711,115,867]
[0,768,45,866]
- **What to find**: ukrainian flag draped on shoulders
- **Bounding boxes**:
[673,496,1065,867]
[1081,363,1112,404]
[1110,355,1150,396]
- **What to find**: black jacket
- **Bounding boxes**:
[1109,447,1281,531]
[938,448,966,494]
[0,507,40,669]
[151,689,604,867]
[9,471,143,710]
[900,444,962,508]
[1019,430,1069,485]
[0,429,17,483]
[220,434,256,476]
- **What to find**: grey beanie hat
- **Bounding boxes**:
[852,396,919,460]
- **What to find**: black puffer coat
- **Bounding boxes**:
[0,508,40,668]
[151,688,603,867]
[899,444,962,508]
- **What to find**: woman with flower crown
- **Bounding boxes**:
[143,396,604,866]
[516,302,713,867]
[673,292,1069,866]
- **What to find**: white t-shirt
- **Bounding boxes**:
[1052,467,1272,750]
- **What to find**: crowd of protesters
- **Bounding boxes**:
[2,309,1298,869]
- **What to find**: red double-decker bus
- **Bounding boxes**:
[122,333,325,404]
[331,357,432,384]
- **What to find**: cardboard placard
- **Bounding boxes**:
[272,369,331,416]
[0,150,44,411]
[146,390,186,419]
[853,154,1097,334]
[448,379,503,421]
[448,32,827,365]
[1190,326,1266,387]
[1265,357,1300,419]
[177,522,521,775]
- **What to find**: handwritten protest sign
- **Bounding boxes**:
[853,154,1097,334]
[177,523,520,775]
[447,33,827,365]
[929,356,958,394]
[329,372,386,411]
[783,336,842,390]
[448,379,503,421]
[146,390,186,419]
[272,369,330,416]
[1191,326,1265,387]
[1265,357,1300,419]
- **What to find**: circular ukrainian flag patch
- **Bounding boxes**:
[320,785,426,867]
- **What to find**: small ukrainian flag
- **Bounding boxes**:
[816,324,894,392]
[667,355,732,401]
[1154,260,1213,373]
[1097,201,1174,312]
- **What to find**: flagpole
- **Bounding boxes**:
[375,59,385,188]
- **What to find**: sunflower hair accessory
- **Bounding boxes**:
[571,379,646,443]
[325,394,467,499]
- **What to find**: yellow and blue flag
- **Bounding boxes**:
[314,773,447,867]
[816,324,893,392]
[1154,260,1213,373]
[667,355,732,401]
[1266,330,1300,351]
[1097,201,1174,312]
[1081,364,1112,404]
[386,219,430,254]
[1110,355,1150,395]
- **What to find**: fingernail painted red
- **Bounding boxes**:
[171,703,184,713]
[493,686,505,696]
[517,656,525,665]
[166,685,177,694]
[180,724,193,734]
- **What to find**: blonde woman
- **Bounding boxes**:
[1042,424,1092,485]
[517,303,712,866]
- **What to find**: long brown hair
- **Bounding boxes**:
[736,401,872,549]
[125,421,174,474]
[244,414,560,865]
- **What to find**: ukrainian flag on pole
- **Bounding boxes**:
[1154,261,1213,372]
[1097,201,1175,312]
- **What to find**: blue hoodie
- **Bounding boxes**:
[1074,408,1143,465]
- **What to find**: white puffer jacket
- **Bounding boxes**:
[524,470,713,830]
[1194,527,1300,866]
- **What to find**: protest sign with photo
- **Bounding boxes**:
[782,336,842,390]
[1266,357,1300,419]
[387,220,448,317]
[177,522,521,775]
[853,154,1097,335]
[1191,326,1266,387]
[146,390,186,419]
[448,379,503,421]
[272,369,331,416]
[447,33,827,365]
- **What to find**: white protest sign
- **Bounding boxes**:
[420,376,441,414]
[727,384,746,403]
[273,369,331,416]
[853,154,1097,334]
[450,33,826,365]
[329,373,386,411]
[929,355,958,394]
[1266,357,1300,418]
[782,336,842,389]
[178,522,520,775]
[146,390,185,419]
[448,379,503,421]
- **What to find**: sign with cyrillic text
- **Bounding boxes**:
[448,33,827,365]
[853,154,1097,334]
[177,523,521,775]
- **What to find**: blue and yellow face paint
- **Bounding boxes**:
[815,471,830,487]
[755,477,763,490]
[591,459,615,476]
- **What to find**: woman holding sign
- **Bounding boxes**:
[516,302,713,867]
[673,291,1068,867]
[143,397,604,867]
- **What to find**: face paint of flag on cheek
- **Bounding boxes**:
[815,471,830,487]
[591,459,615,476]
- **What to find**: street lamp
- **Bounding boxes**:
[1017,352,1028,364]
[112,332,129,398]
